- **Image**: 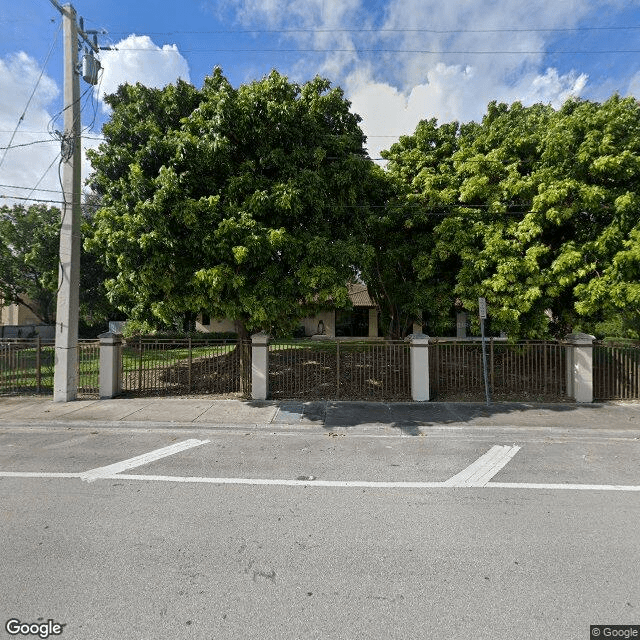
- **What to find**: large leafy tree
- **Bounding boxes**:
[86,69,375,337]
[382,95,640,338]
[0,204,60,324]
[0,201,122,333]
[80,194,128,334]
[361,120,462,338]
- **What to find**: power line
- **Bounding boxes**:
[0,194,67,205]
[101,26,640,35]
[111,46,640,55]
[0,139,58,150]
[0,20,62,168]
[0,183,63,194]
[24,155,61,203]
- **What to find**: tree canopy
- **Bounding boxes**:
[86,68,376,337]
[379,95,640,338]
[86,70,640,340]
[0,204,60,324]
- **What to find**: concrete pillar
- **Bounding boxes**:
[368,308,378,338]
[251,332,269,400]
[456,312,468,338]
[53,5,82,402]
[407,333,431,401]
[98,332,122,399]
[565,333,596,403]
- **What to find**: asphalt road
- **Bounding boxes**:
[1,422,639,640]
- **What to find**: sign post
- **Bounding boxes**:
[479,297,491,406]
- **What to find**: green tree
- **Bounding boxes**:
[79,194,128,336]
[86,69,375,338]
[0,203,60,324]
[361,120,462,338]
[382,96,640,338]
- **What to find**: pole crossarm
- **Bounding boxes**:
[48,0,100,52]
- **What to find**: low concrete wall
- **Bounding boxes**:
[0,324,55,339]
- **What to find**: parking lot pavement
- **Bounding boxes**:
[1,423,639,492]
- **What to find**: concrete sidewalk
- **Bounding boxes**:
[1,395,640,433]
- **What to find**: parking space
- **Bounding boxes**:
[489,440,640,486]
[130,432,493,482]
[0,430,199,473]
[1,425,639,489]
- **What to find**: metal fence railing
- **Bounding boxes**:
[4,335,638,402]
[268,339,411,401]
[594,341,640,401]
[429,340,567,402]
[121,338,252,397]
[0,338,100,397]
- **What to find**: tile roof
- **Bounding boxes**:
[347,283,375,307]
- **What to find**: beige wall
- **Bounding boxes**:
[196,309,377,339]
[368,308,378,338]
[1,299,42,326]
[300,311,335,337]
[196,316,236,333]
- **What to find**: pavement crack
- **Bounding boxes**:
[252,569,276,584]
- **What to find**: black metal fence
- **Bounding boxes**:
[0,338,99,397]
[429,339,568,401]
[594,341,640,401]
[4,335,638,403]
[268,339,411,401]
[121,338,252,397]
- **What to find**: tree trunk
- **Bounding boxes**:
[182,311,196,333]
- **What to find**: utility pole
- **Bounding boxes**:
[49,1,102,401]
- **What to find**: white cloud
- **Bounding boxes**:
[348,64,588,160]
[96,35,191,109]
[0,52,61,204]
[220,0,628,159]
[0,35,190,206]
[627,71,640,99]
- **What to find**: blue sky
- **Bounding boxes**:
[2,0,640,205]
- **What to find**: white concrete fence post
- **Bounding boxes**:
[407,333,431,401]
[98,331,123,399]
[251,332,269,400]
[565,332,596,403]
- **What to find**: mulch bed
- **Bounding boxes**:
[268,347,411,401]
[122,348,250,397]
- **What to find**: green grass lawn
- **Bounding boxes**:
[121,343,237,372]
[1,343,100,393]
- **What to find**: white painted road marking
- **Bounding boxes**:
[1,441,640,491]
[443,445,521,487]
[79,439,210,483]
[1,472,639,491]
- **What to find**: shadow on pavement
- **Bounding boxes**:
[246,400,640,434]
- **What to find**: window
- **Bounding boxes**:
[335,308,369,337]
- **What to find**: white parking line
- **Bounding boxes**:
[0,472,81,478]
[490,482,640,491]
[2,440,640,492]
[1,471,640,491]
[115,474,444,488]
[79,439,210,483]
[443,445,521,487]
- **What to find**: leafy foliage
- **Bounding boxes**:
[0,204,60,323]
[87,69,375,336]
[381,95,640,338]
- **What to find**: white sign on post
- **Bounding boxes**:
[478,297,487,319]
